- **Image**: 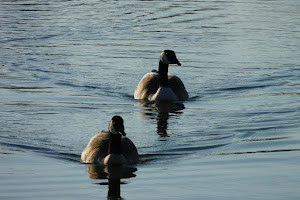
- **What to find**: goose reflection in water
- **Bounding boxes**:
[136,101,185,137]
[85,164,137,199]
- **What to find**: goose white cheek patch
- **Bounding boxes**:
[109,121,118,134]
[160,52,170,64]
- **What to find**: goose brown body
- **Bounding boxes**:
[81,116,139,165]
[134,50,188,101]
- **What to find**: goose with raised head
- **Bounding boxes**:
[81,116,139,165]
[134,50,188,101]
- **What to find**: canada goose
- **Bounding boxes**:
[134,50,188,101]
[81,116,139,165]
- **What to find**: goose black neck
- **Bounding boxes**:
[108,133,122,155]
[158,61,169,87]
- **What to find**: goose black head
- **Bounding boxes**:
[109,116,126,136]
[160,50,181,66]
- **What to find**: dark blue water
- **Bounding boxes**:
[1,0,300,199]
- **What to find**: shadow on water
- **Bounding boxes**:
[84,164,137,199]
[0,140,80,163]
[135,101,185,137]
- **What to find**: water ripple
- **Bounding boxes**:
[0,0,299,167]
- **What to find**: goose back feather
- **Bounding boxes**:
[134,71,188,101]
[81,116,139,165]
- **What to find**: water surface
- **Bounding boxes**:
[1,0,300,199]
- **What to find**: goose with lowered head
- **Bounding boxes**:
[134,50,188,101]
